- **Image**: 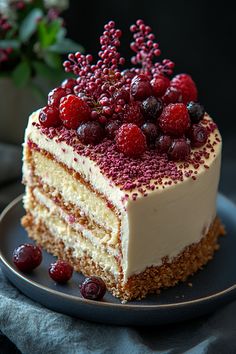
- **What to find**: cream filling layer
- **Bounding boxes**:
[25,149,119,243]
[24,190,119,276]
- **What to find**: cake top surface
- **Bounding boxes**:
[32,19,222,199]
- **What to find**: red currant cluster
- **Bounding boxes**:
[39,19,208,161]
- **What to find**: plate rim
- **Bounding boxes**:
[0,193,236,310]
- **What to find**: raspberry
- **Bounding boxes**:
[158,103,191,136]
[141,96,163,120]
[39,105,61,128]
[77,121,105,145]
[168,138,191,161]
[116,123,147,157]
[123,101,144,126]
[80,276,106,300]
[151,75,170,97]
[171,74,198,104]
[188,124,208,148]
[48,87,68,107]
[187,101,205,123]
[48,260,73,283]
[13,244,42,272]
[59,94,91,129]
[141,122,158,144]
[156,135,172,153]
[130,74,153,101]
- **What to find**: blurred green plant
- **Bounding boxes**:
[0,0,82,98]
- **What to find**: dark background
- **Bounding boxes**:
[63,0,236,139]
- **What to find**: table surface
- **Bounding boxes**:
[0,137,235,354]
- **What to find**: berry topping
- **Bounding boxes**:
[48,260,73,283]
[162,87,182,104]
[168,138,191,161]
[187,101,205,123]
[141,96,163,120]
[48,87,68,107]
[130,74,153,101]
[156,134,172,153]
[123,101,144,126]
[158,103,191,136]
[116,123,147,157]
[80,276,106,300]
[13,244,42,272]
[171,74,198,104]
[188,124,208,148]
[151,75,170,97]
[61,78,77,90]
[39,105,61,128]
[105,120,121,139]
[59,94,91,129]
[141,122,159,144]
[77,121,105,145]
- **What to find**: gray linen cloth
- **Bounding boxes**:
[1,142,236,354]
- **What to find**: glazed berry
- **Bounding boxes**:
[187,101,205,123]
[162,87,182,104]
[77,121,105,145]
[123,101,144,126]
[141,96,163,120]
[80,276,106,300]
[116,123,147,157]
[156,134,172,153]
[158,103,191,136]
[168,138,191,161]
[61,78,77,90]
[105,120,120,139]
[188,124,208,148]
[113,88,130,103]
[48,260,73,283]
[171,74,198,104]
[13,244,42,272]
[39,105,61,128]
[48,87,68,107]
[151,75,170,97]
[59,94,91,129]
[130,74,153,101]
[141,122,158,144]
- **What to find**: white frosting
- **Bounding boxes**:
[23,111,222,283]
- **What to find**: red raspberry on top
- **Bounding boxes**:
[158,103,191,136]
[123,101,144,126]
[171,74,198,104]
[59,94,91,129]
[116,123,147,157]
[151,75,170,97]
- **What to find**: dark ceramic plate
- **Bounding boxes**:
[0,194,236,326]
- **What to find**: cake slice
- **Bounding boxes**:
[22,20,225,301]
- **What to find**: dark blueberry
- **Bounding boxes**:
[141,96,163,120]
[155,134,172,153]
[80,276,106,300]
[77,121,105,145]
[48,260,73,283]
[141,122,158,144]
[13,244,42,272]
[188,124,208,148]
[187,102,205,123]
[168,138,191,161]
[105,120,121,139]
